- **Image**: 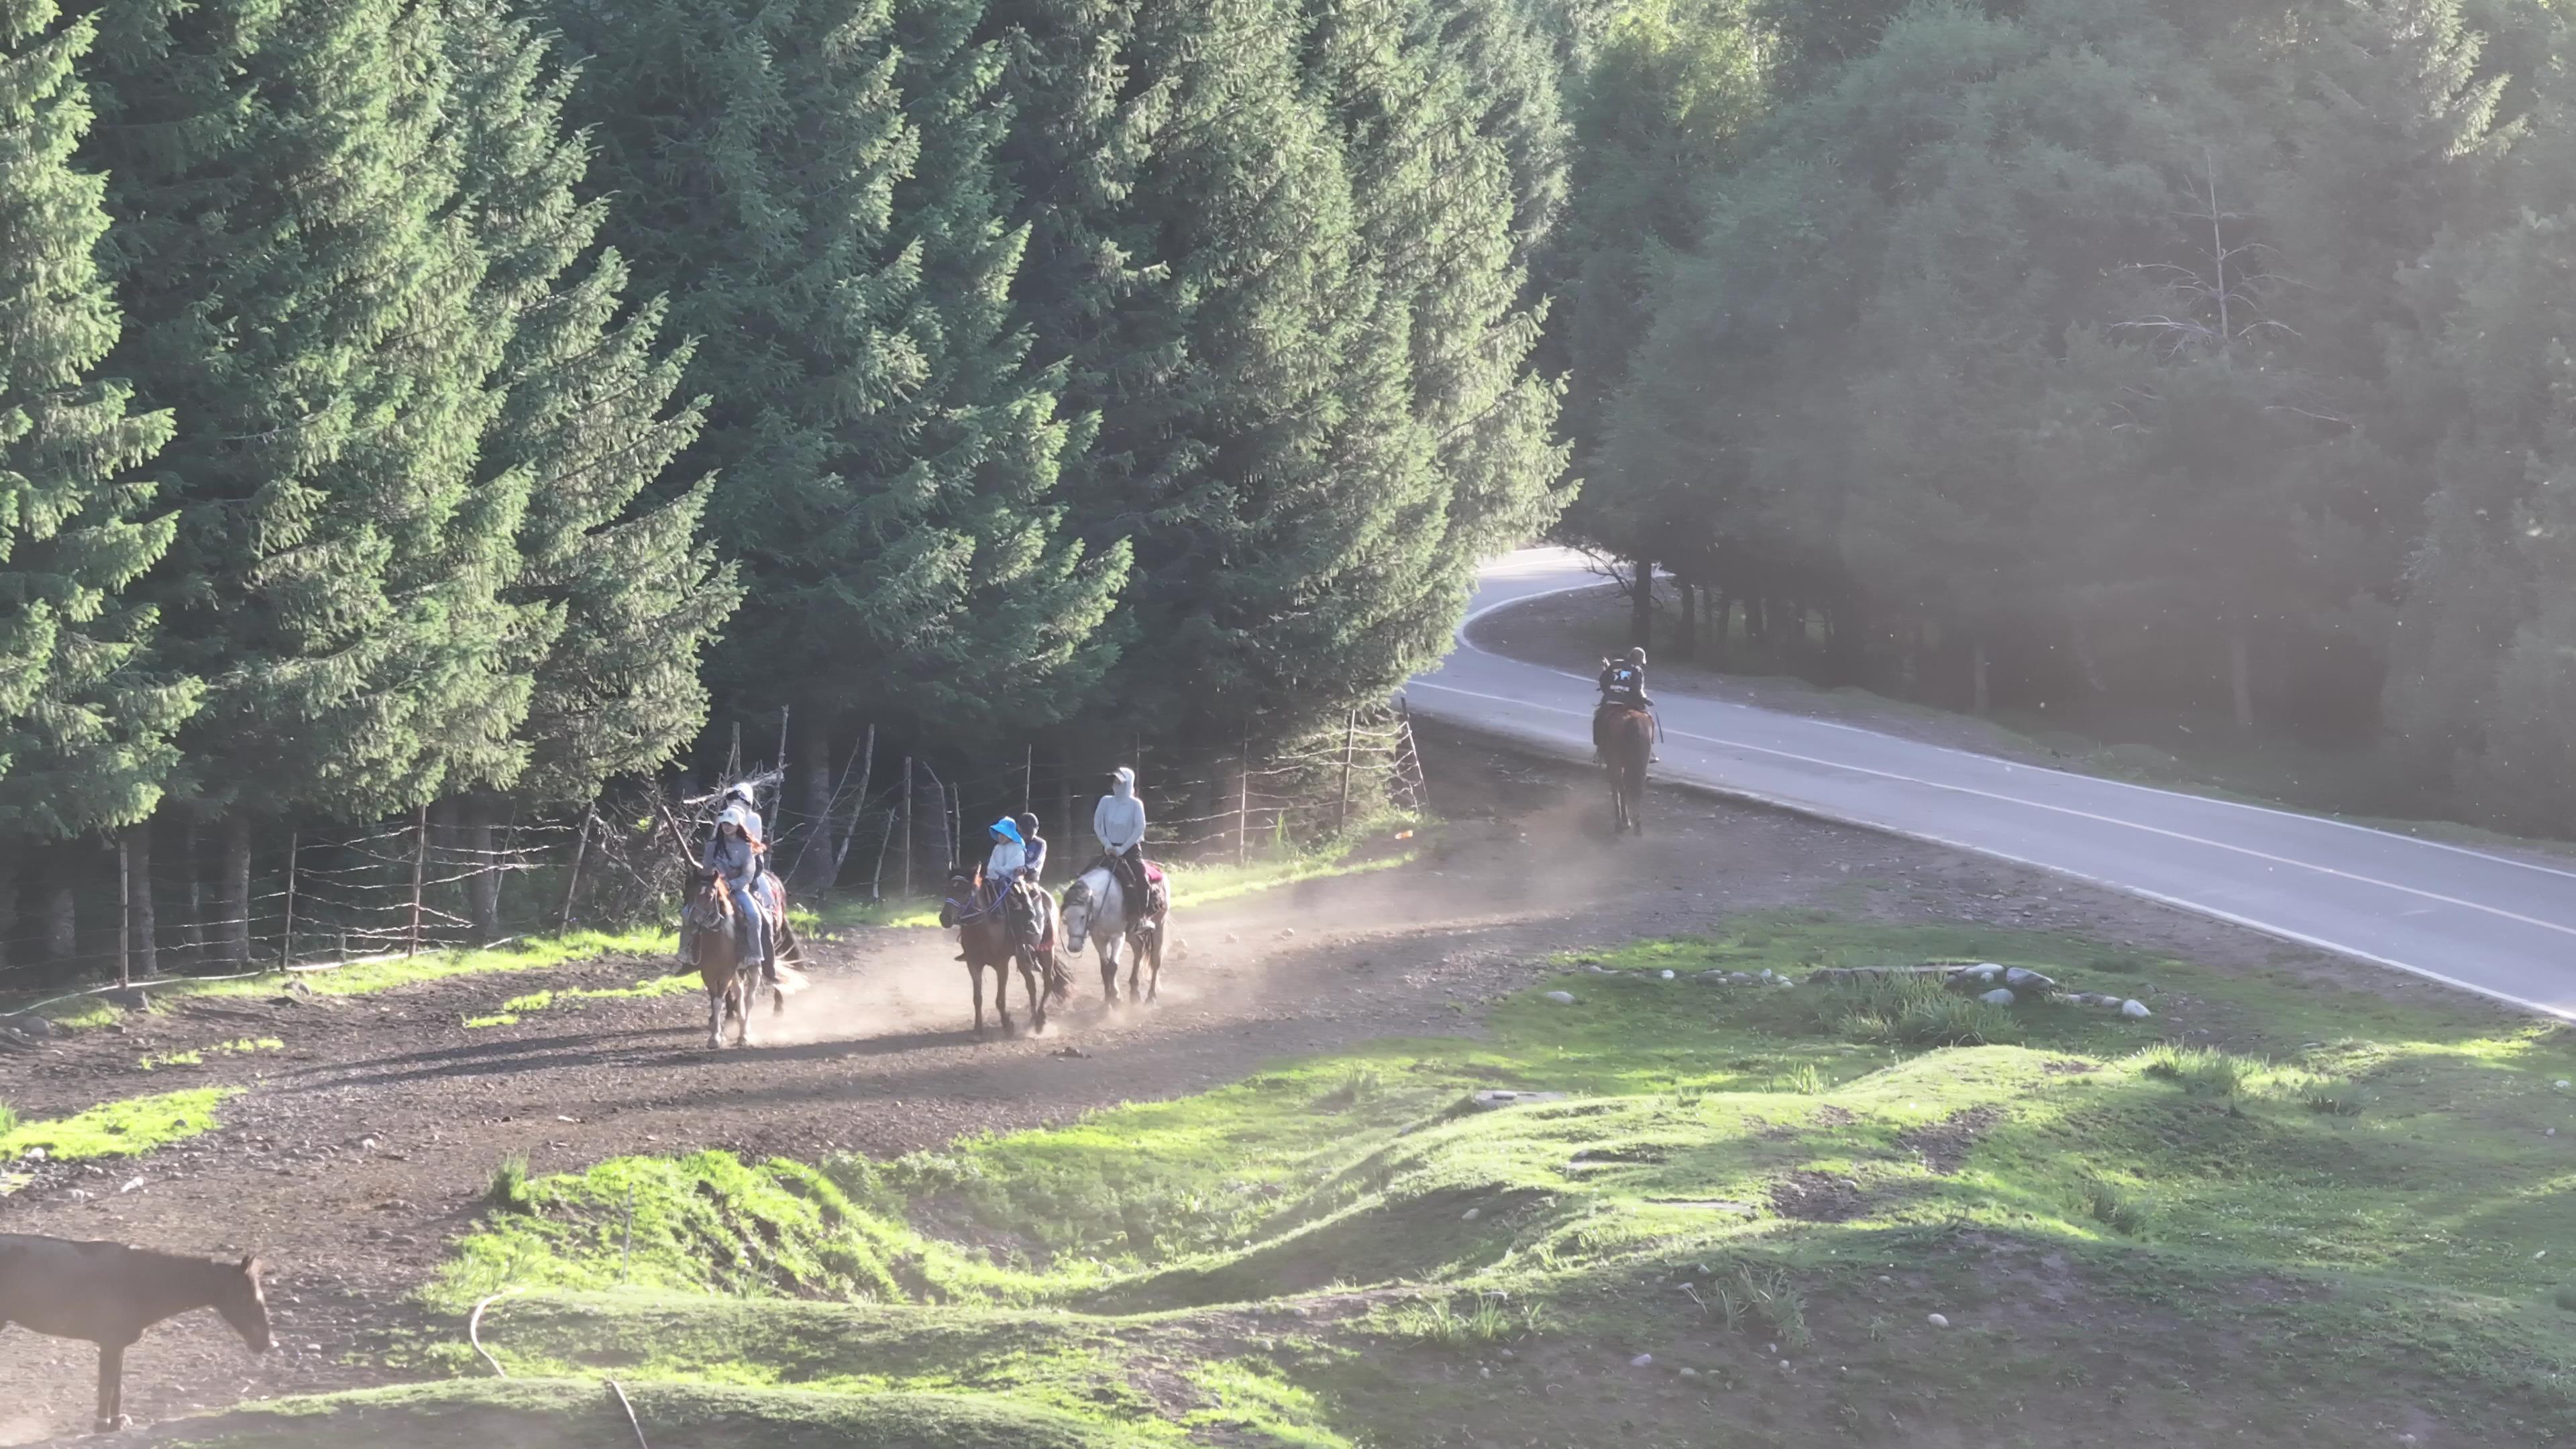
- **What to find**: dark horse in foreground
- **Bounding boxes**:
[682,869,804,1047]
[1595,702,1654,835]
[942,865,1070,1035]
[0,1233,272,1431]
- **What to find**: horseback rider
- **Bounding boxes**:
[699,810,771,977]
[1597,646,1659,763]
[1016,812,1047,884]
[1093,765,1149,906]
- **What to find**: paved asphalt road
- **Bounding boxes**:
[1406,549,2576,1020]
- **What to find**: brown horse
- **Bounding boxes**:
[0,1233,272,1431]
[682,870,798,1047]
[1594,702,1654,835]
[941,865,1067,1035]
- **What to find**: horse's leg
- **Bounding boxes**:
[1101,938,1122,1006]
[994,952,1016,1036]
[1144,926,1163,1003]
[1126,932,1143,1003]
[969,959,987,1035]
[735,972,756,1047]
[1021,955,1046,1032]
[705,977,725,1050]
[97,1340,127,1431]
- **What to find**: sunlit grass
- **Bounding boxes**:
[0,1087,243,1161]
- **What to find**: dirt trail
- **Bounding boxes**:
[0,724,2431,1441]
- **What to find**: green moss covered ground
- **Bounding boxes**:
[181,914,2576,1446]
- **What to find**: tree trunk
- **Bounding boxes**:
[1707,593,1729,668]
[1055,748,1074,861]
[221,813,253,967]
[466,800,502,942]
[2070,613,2109,696]
[125,822,157,980]
[1972,639,1992,716]
[793,714,837,889]
[0,841,17,977]
[1629,557,1654,649]
[2228,629,2253,731]
[180,814,205,963]
[1747,595,1767,648]
[1674,581,1697,658]
[43,861,76,964]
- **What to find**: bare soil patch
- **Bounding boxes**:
[1895,1106,2002,1174]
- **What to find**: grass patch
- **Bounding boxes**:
[463,974,696,1028]
[140,1036,282,1071]
[486,1154,535,1214]
[0,1087,242,1161]
[7,927,676,1030]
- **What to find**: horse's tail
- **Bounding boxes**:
[1042,949,1073,1004]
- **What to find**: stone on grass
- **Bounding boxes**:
[1926,1313,1950,1328]
[2121,999,2153,1018]
[1658,969,1676,981]
[2003,967,2057,993]
[1980,989,2016,1006]
[1629,1354,1654,1368]
[1462,1208,1481,1222]
[1542,991,1576,1006]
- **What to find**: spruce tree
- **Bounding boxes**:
[994,0,1505,739]
[0,0,189,967]
[1301,0,1569,689]
[441,0,737,806]
[85,0,521,822]
[554,0,1126,763]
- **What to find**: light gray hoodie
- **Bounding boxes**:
[1093,767,1146,854]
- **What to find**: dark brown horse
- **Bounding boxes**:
[0,1233,272,1431]
[682,870,801,1047]
[941,865,1067,1035]
[1594,702,1654,835]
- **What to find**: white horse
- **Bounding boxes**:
[1059,863,1168,1006]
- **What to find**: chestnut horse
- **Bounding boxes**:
[1594,702,1654,835]
[941,865,1067,1035]
[682,869,800,1047]
[0,1233,272,1431]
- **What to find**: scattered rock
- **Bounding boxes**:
[1658,969,1675,981]
[2121,1000,2153,1018]
[1588,964,1611,973]
[1278,928,1297,940]
[4,1014,55,1038]
[1498,1350,1515,1360]
[1461,1208,1481,1222]
[1468,1089,1568,1111]
[1926,1313,1950,1328]
[1757,969,1775,981]
[1979,988,2017,1006]
[1629,1354,1654,1368]
[2002,967,2056,994]
[1049,1046,1091,1059]
[1542,991,1576,1006]
[109,987,152,1010]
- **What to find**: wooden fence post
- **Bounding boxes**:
[408,804,429,957]
[900,757,914,900]
[279,831,299,969]
[1337,711,1356,835]
[559,812,590,935]
[117,833,131,990]
[1236,726,1251,867]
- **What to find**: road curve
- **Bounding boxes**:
[1405,549,2576,1020]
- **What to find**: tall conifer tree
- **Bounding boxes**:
[555,0,1126,767]
[0,0,189,967]
[441,0,737,806]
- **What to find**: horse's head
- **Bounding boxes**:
[939,865,979,929]
[1060,877,1092,953]
[215,1254,274,1354]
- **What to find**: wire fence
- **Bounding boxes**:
[0,700,1431,996]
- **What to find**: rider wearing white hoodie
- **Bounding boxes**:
[1093,766,1148,902]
